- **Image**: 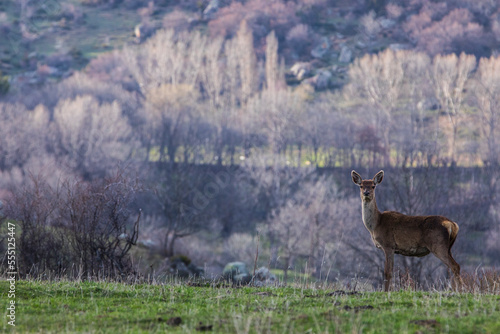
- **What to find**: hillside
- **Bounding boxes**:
[1,0,499,90]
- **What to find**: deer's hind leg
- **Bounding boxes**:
[429,242,461,288]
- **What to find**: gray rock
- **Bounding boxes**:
[168,256,204,278]
[223,261,251,283]
[389,43,411,51]
[290,62,312,81]
[187,263,205,277]
[311,37,330,59]
[170,260,191,278]
[380,18,396,29]
[203,0,219,19]
[303,70,332,90]
[338,45,353,63]
[137,239,156,249]
[252,267,276,287]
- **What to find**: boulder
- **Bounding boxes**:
[379,18,396,29]
[303,69,332,90]
[168,256,204,278]
[222,261,251,283]
[389,43,411,51]
[338,45,353,63]
[311,37,330,59]
[251,267,276,287]
[203,0,219,20]
[169,258,191,278]
[289,62,312,81]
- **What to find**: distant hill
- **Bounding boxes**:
[1,0,499,91]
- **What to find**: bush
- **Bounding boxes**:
[404,7,487,56]
[285,24,317,58]
[162,9,193,33]
[208,0,298,49]
[1,170,142,279]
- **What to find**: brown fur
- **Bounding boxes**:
[351,170,461,291]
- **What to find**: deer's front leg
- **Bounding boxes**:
[383,248,394,292]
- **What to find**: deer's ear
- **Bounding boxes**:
[373,170,384,185]
[351,170,362,185]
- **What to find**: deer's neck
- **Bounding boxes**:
[361,198,381,232]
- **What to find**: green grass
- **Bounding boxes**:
[2,280,500,333]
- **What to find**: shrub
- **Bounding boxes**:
[360,10,381,39]
[2,170,142,279]
[404,8,487,56]
[162,9,193,33]
[208,0,298,48]
[285,24,317,58]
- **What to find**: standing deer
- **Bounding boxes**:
[351,170,461,291]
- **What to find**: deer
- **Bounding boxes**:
[351,170,461,291]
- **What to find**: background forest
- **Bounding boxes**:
[1,0,500,288]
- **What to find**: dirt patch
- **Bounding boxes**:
[342,305,374,312]
[410,319,440,328]
[166,316,182,326]
[327,290,361,296]
[196,322,213,331]
[253,291,275,296]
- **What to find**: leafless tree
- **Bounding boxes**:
[346,49,405,166]
[149,164,221,257]
[471,55,500,167]
[0,103,48,171]
[3,169,142,278]
[51,95,135,176]
[431,52,476,166]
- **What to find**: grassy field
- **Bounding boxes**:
[2,279,500,333]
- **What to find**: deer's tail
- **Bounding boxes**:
[443,220,459,249]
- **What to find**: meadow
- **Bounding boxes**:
[2,279,500,333]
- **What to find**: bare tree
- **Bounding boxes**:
[3,170,142,278]
[471,55,500,167]
[58,171,142,278]
[150,164,217,257]
[145,84,200,164]
[346,49,405,166]
[265,31,285,91]
[393,51,435,167]
[247,88,302,157]
[431,52,476,166]
[51,95,135,176]
[0,103,48,171]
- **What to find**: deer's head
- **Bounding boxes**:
[351,170,384,202]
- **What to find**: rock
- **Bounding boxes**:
[251,267,276,287]
[311,37,330,59]
[303,69,332,90]
[170,259,191,278]
[168,256,204,278]
[203,0,219,20]
[389,43,411,51]
[222,261,251,283]
[187,262,204,277]
[338,45,352,63]
[167,316,182,326]
[134,23,157,42]
[137,239,156,249]
[290,62,312,81]
[379,18,396,29]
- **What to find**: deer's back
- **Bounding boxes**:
[375,211,458,256]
